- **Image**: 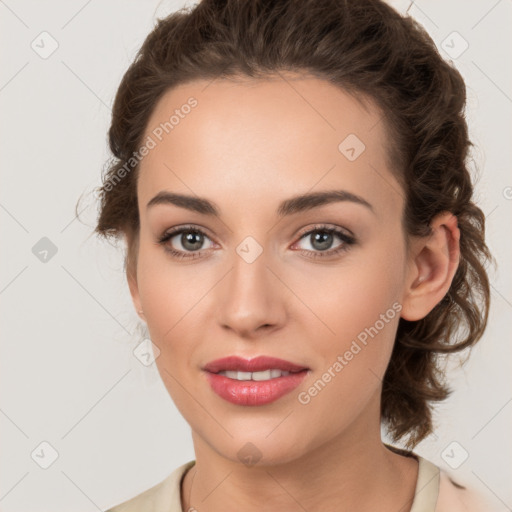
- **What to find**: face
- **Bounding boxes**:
[129,73,412,465]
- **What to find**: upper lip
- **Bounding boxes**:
[203,356,309,374]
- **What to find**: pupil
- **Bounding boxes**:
[182,232,203,251]
[312,231,332,251]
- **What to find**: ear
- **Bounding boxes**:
[125,233,146,322]
[400,212,460,321]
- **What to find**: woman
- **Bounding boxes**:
[95,0,493,510]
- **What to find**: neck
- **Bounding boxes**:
[181,397,418,512]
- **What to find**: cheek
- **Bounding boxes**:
[135,249,205,411]
[295,285,403,435]
[296,235,406,395]
[293,235,405,344]
[136,245,205,338]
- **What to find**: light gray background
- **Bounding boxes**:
[1,1,511,510]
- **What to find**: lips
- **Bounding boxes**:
[202,356,310,406]
[203,355,309,374]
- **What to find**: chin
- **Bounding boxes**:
[205,429,311,468]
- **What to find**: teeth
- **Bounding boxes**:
[270,369,284,379]
[253,369,271,381]
[218,369,291,381]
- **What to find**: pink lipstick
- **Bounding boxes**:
[203,356,309,406]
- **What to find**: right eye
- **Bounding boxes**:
[157,226,216,260]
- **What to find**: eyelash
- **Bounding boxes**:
[156,224,356,261]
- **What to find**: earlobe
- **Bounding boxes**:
[401,212,460,321]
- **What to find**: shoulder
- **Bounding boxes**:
[385,444,498,512]
[410,451,499,512]
[436,469,497,512]
[104,460,195,512]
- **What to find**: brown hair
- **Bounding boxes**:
[92,0,492,448]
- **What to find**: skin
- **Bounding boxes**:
[127,73,460,512]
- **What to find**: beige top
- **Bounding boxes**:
[105,447,491,512]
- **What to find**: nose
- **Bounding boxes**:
[215,247,287,339]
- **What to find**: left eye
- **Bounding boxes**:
[301,229,344,251]
[292,227,355,256]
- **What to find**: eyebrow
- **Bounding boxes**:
[146,189,374,217]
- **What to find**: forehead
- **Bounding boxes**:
[137,73,402,218]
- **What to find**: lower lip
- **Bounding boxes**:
[204,370,309,406]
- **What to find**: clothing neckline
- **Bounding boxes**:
[177,446,440,512]
[384,443,440,512]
